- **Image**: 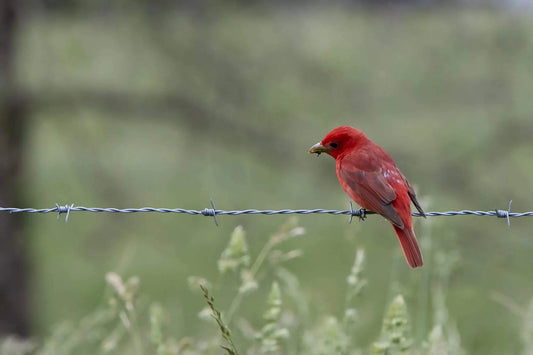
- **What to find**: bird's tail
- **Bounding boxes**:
[393,225,423,268]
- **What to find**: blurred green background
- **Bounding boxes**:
[2,1,533,354]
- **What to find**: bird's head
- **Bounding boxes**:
[308,126,367,159]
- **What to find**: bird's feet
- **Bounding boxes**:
[358,208,367,221]
[349,202,367,223]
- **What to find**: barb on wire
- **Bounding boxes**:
[201,199,219,226]
[348,201,370,224]
[0,200,531,226]
[349,201,355,224]
[56,203,75,222]
[495,200,513,227]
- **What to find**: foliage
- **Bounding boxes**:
[200,285,239,355]
[10,220,533,354]
[372,295,412,354]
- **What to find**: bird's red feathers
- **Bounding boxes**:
[315,126,425,268]
[393,226,423,268]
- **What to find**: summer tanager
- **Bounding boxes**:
[309,126,425,268]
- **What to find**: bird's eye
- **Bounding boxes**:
[329,142,339,148]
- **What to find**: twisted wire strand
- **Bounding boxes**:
[0,200,530,226]
[1,207,530,217]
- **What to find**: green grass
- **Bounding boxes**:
[4,221,478,354]
[11,5,533,354]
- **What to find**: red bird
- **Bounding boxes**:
[309,126,425,268]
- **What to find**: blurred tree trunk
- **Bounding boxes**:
[0,0,29,337]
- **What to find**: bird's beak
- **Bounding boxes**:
[308,142,329,156]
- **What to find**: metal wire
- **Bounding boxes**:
[0,200,528,226]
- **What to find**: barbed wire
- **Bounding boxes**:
[0,200,529,227]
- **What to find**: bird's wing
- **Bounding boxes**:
[339,156,404,229]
